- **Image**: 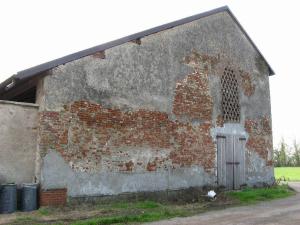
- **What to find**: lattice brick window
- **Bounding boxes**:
[221,67,240,122]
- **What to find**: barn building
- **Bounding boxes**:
[0,6,275,206]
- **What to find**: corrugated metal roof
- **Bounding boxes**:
[0,6,274,96]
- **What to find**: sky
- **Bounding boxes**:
[0,0,299,148]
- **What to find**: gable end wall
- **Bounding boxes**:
[36,12,273,197]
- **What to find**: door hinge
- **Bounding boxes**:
[226,162,240,165]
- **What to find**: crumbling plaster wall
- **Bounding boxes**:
[0,100,38,184]
[36,11,273,196]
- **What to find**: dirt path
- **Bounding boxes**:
[147,184,300,225]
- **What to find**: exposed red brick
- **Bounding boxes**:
[39,100,215,173]
[40,188,67,206]
[169,122,215,171]
[266,160,273,166]
[92,51,105,59]
[183,50,220,71]
[262,117,272,135]
[125,161,134,171]
[245,116,273,163]
[240,71,255,97]
[39,59,216,174]
[130,38,141,45]
[147,161,157,172]
[173,71,213,121]
[216,115,224,127]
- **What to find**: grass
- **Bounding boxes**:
[275,167,300,181]
[72,201,188,225]
[109,200,160,209]
[71,210,176,225]
[38,207,50,216]
[227,185,294,204]
[15,216,35,222]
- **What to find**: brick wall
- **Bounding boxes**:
[245,116,273,165]
[173,71,213,121]
[239,71,255,97]
[37,48,273,198]
[38,70,216,174]
[40,188,67,206]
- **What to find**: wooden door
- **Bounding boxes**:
[217,135,245,190]
[233,136,246,189]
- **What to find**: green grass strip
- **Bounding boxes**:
[71,210,175,225]
[227,185,294,204]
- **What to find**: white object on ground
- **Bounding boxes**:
[207,190,216,198]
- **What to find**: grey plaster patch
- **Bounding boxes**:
[246,150,274,186]
[101,147,173,173]
[41,12,268,112]
[41,150,215,197]
[211,123,248,140]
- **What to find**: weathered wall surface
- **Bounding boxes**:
[0,100,38,184]
[37,11,273,196]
